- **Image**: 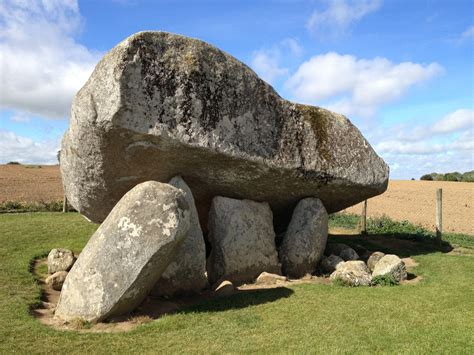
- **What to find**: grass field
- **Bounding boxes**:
[0,212,473,353]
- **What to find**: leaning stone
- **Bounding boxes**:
[55,181,190,323]
[372,255,407,282]
[207,197,281,285]
[152,176,208,297]
[367,251,385,272]
[214,280,234,297]
[330,261,371,286]
[339,247,359,261]
[45,271,68,291]
[279,198,328,278]
[256,272,287,285]
[60,31,389,230]
[320,254,344,274]
[47,249,75,274]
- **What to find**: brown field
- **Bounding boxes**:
[1,165,473,235]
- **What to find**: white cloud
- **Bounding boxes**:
[432,109,474,134]
[250,38,302,84]
[0,129,60,164]
[285,52,443,117]
[0,0,100,119]
[307,0,382,37]
[460,25,474,42]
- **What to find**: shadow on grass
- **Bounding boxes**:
[328,232,453,258]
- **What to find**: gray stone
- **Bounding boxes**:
[279,198,328,278]
[206,197,281,285]
[372,254,407,282]
[320,254,344,274]
[47,248,75,274]
[152,176,207,297]
[367,251,385,272]
[339,247,359,261]
[55,181,190,323]
[325,243,350,256]
[330,261,371,286]
[60,31,389,230]
[45,271,68,291]
[256,272,287,285]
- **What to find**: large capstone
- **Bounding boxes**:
[55,181,190,323]
[151,176,208,296]
[279,198,328,278]
[60,31,389,229]
[206,196,281,285]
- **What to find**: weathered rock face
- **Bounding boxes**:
[46,271,68,291]
[256,272,287,285]
[372,255,407,282]
[152,176,207,296]
[206,197,281,285]
[367,251,385,272]
[330,261,372,286]
[60,31,389,229]
[55,181,190,323]
[320,254,344,274]
[339,247,359,261]
[47,249,75,274]
[279,198,328,278]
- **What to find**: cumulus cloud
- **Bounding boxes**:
[0,0,100,119]
[285,52,443,117]
[460,25,474,42]
[250,38,302,84]
[0,129,60,164]
[432,109,474,134]
[307,0,382,37]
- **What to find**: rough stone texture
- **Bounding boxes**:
[320,254,344,274]
[339,247,359,261]
[330,261,372,286]
[60,31,389,230]
[45,271,68,291]
[152,176,207,296]
[367,251,385,272]
[47,249,75,274]
[279,198,328,278]
[214,280,234,296]
[206,196,281,285]
[256,272,287,285]
[55,181,190,323]
[325,243,350,256]
[372,254,407,282]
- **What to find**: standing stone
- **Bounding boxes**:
[47,249,75,274]
[367,251,385,272]
[372,254,407,282]
[207,197,281,285]
[55,181,190,323]
[60,31,389,229]
[279,198,328,278]
[330,261,372,286]
[152,176,207,296]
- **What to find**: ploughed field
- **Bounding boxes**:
[1,164,473,235]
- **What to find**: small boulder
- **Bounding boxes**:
[55,181,190,323]
[256,272,287,285]
[207,197,280,285]
[372,255,407,282]
[214,280,234,296]
[152,176,208,297]
[47,249,75,274]
[320,254,344,274]
[339,247,359,261]
[330,261,371,286]
[279,198,328,278]
[367,252,385,272]
[45,271,68,291]
[325,243,350,256]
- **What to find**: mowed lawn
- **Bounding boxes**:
[0,213,473,353]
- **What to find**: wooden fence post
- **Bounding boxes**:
[436,188,442,244]
[360,200,367,235]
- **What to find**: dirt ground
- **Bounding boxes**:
[1,164,472,235]
[344,180,474,235]
[0,164,63,203]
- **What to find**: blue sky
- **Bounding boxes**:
[0,0,473,179]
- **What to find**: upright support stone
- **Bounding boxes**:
[436,188,442,244]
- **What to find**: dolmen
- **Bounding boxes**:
[55,31,389,322]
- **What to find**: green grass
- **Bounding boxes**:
[1,213,473,353]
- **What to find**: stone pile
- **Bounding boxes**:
[45,249,76,291]
[53,31,390,322]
